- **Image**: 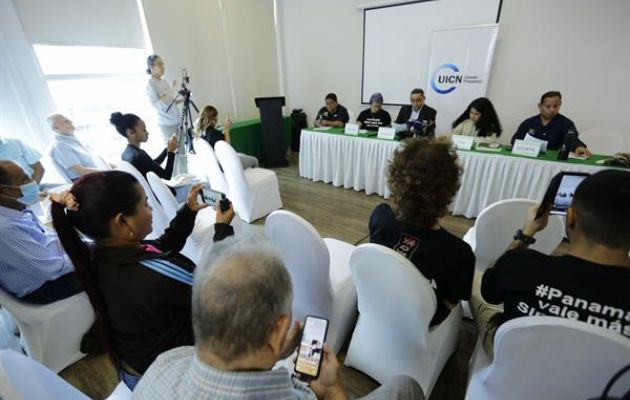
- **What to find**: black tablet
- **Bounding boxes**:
[537,172,590,218]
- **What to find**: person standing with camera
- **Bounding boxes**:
[146,54,187,174]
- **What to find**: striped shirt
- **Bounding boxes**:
[133,346,316,400]
[0,205,74,297]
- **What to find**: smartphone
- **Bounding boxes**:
[294,316,329,379]
[201,184,227,208]
[536,172,589,218]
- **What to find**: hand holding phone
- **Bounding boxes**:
[295,316,329,380]
[186,183,209,212]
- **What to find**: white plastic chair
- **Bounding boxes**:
[465,316,630,400]
[118,161,171,240]
[265,210,357,353]
[0,349,131,400]
[344,244,461,397]
[215,141,283,223]
[146,171,179,219]
[463,198,565,271]
[191,138,230,195]
[0,288,94,373]
[579,127,626,155]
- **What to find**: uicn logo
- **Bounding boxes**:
[431,63,462,94]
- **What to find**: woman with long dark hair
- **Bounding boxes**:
[50,170,235,389]
[451,97,502,142]
[111,112,178,180]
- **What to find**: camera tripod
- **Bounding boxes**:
[166,82,199,170]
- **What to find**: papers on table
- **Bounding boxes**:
[524,133,548,153]
[313,126,333,131]
[568,153,588,160]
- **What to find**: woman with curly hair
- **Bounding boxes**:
[451,97,502,143]
[369,137,474,326]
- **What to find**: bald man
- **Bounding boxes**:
[46,113,107,181]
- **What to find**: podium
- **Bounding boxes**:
[255,96,288,167]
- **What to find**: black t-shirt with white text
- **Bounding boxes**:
[369,203,475,325]
[357,109,392,131]
[482,249,630,338]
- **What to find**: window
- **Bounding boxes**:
[33,44,164,162]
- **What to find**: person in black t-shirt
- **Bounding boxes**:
[357,92,392,131]
[473,170,630,357]
[195,105,258,169]
[369,138,474,326]
[111,112,178,180]
[511,91,590,156]
[314,93,350,128]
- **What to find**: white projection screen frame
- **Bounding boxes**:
[361,0,501,105]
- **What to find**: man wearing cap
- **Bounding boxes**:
[357,93,392,131]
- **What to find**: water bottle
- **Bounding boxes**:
[557,129,576,160]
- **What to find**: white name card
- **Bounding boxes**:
[512,139,541,158]
[377,127,396,140]
[524,133,548,153]
[451,135,474,150]
[344,123,359,135]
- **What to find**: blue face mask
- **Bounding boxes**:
[1,181,40,206]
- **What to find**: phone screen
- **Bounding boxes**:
[294,316,329,379]
[200,183,226,207]
[550,174,588,215]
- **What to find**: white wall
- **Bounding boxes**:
[279,0,630,149]
[141,0,281,122]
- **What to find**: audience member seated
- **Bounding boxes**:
[133,237,424,400]
[357,93,392,132]
[511,91,591,156]
[110,112,178,180]
[451,97,502,143]
[314,93,350,128]
[0,136,45,184]
[0,160,80,304]
[50,171,235,389]
[369,138,474,326]
[473,170,630,357]
[46,113,107,181]
[195,105,259,169]
[394,88,436,137]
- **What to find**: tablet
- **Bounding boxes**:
[538,172,590,217]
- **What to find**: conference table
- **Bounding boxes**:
[299,127,624,218]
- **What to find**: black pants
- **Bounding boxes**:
[20,272,82,305]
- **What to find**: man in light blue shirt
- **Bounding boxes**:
[0,160,80,304]
[133,240,422,399]
[0,136,45,183]
[46,114,106,181]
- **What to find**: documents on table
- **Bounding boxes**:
[524,133,548,153]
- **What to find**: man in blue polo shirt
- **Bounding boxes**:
[47,113,106,181]
[0,136,45,183]
[511,91,591,157]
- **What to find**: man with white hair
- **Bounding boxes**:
[46,113,106,181]
[133,238,424,400]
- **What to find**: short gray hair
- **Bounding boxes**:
[192,233,293,361]
[45,113,63,130]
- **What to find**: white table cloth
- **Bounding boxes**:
[299,128,619,218]
[299,129,400,198]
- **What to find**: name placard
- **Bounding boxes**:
[344,123,359,135]
[377,127,396,140]
[512,139,541,158]
[524,133,548,153]
[451,135,474,150]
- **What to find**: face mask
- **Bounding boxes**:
[1,182,40,206]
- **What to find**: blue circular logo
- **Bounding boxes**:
[431,63,461,94]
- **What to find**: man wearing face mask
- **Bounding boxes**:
[0,160,80,304]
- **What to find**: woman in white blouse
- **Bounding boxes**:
[451,97,502,143]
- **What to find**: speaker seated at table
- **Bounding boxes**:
[357,92,391,132]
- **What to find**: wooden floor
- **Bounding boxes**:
[3,155,479,399]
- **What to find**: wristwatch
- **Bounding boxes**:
[514,229,536,245]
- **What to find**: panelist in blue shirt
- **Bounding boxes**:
[47,113,107,182]
[511,91,591,157]
[0,160,80,304]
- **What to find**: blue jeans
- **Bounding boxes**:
[120,369,141,390]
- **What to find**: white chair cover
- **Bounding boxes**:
[465,316,630,400]
[118,161,171,240]
[215,141,282,223]
[579,127,626,155]
[463,198,565,271]
[344,244,461,397]
[146,171,179,219]
[0,288,94,373]
[265,210,357,353]
[191,138,229,195]
[0,349,131,400]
